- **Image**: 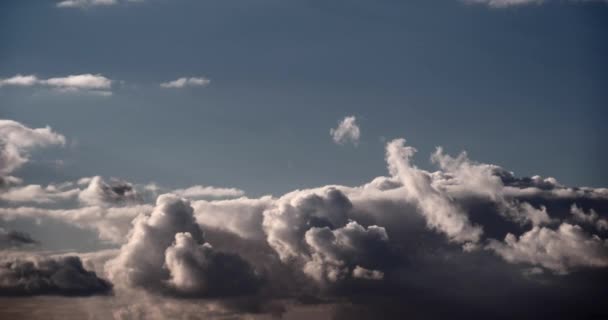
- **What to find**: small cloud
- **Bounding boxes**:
[330,115,361,146]
[56,0,118,8]
[462,0,608,8]
[0,73,114,96]
[160,77,211,89]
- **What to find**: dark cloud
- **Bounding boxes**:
[0,228,38,248]
[0,255,112,296]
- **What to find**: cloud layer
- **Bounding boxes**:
[2,119,608,318]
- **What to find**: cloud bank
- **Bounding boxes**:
[2,118,608,319]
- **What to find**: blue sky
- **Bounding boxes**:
[1,0,607,196]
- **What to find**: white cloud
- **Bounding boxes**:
[463,0,608,8]
[571,204,608,231]
[330,116,360,146]
[386,139,483,244]
[0,119,66,175]
[171,185,244,200]
[105,194,259,296]
[56,0,118,8]
[0,74,113,95]
[487,223,608,274]
[160,77,211,89]
[352,265,384,280]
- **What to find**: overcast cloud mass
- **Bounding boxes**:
[1,0,607,319]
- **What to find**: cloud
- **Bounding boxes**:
[56,0,117,8]
[2,118,608,318]
[0,228,38,248]
[463,0,608,8]
[0,183,79,204]
[487,223,608,274]
[0,74,113,95]
[330,116,361,146]
[78,176,141,206]
[160,77,211,89]
[0,119,66,175]
[571,204,608,231]
[106,194,260,297]
[386,139,483,244]
[171,185,245,200]
[0,255,112,296]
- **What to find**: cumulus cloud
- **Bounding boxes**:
[0,74,113,95]
[106,194,260,297]
[487,223,608,274]
[330,116,361,146]
[160,77,210,89]
[192,196,273,241]
[571,204,608,231]
[303,221,391,283]
[2,118,608,318]
[386,139,483,244]
[0,119,66,175]
[0,255,112,296]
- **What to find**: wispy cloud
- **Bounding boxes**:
[56,0,118,8]
[160,77,211,89]
[0,74,114,95]
[463,0,608,8]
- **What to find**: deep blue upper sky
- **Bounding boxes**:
[1,0,607,195]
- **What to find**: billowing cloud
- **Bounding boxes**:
[2,118,608,319]
[0,120,66,175]
[160,77,210,89]
[0,255,112,296]
[386,139,483,245]
[571,204,608,231]
[487,223,608,274]
[106,194,260,297]
[0,74,113,95]
[330,116,360,146]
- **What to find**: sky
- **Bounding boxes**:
[1,0,607,319]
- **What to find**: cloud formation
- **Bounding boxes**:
[2,118,608,319]
[0,74,113,95]
[0,120,66,175]
[0,255,112,296]
[160,77,211,89]
[330,116,360,146]
[106,194,260,297]
[487,223,608,274]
